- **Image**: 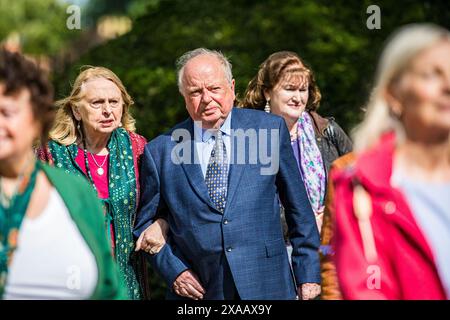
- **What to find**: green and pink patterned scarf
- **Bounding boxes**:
[48,128,141,300]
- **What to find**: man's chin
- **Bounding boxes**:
[199,115,222,128]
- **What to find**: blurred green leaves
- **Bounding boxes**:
[56,0,450,141]
[0,0,81,55]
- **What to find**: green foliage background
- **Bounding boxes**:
[54,0,449,141]
[0,0,80,55]
[51,0,449,299]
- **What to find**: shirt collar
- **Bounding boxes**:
[193,110,232,142]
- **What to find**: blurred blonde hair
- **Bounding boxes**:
[50,66,136,145]
[353,24,450,152]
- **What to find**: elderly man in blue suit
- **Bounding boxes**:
[134,48,321,300]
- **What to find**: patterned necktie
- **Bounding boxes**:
[205,130,228,213]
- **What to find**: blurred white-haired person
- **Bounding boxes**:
[331,24,450,299]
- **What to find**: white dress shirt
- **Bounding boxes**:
[193,112,232,178]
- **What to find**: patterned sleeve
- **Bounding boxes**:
[35,143,54,165]
[129,131,148,165]
[129,131,148,203]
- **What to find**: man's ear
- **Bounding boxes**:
[230,79,236,100]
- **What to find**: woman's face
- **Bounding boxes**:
[73,77,124,139]
[0,84,41,162]
[389,40,450,139]
[265,69,309,123]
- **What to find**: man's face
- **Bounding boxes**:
[181,55,235,129]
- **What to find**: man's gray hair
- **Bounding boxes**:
[176,48,233,93]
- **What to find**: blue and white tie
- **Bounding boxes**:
[205,130,228,213]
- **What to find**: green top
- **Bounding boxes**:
[41,163,127,299]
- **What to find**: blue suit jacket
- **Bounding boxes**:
[134,108,320,300]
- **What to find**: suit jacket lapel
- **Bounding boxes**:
[176,118,219,212]
[224,108,246,216]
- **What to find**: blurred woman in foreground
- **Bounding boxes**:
[332,24,450,299]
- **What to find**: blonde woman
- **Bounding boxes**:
[37,66,168,300]
[332,24,450,299]
[0,50,125,299]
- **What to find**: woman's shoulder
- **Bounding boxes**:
[41,164,96,199]
[35,143,53,163]
[127,130,148,156]
[331,134,396,205]
[41,164,104,228]
[128,130,147,143]
[36,140,76,162]
[330,159,356,192]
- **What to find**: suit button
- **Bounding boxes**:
[226,247,232,252]
[223,219,228,225]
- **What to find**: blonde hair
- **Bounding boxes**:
[353,24,450,152]
[50,66,136,145]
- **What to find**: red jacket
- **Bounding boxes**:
[331,132,447,299]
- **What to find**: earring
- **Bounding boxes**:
[119,122,123,127]
[390,105,403,119]
[264,100,271,113]
[77,121,81,131]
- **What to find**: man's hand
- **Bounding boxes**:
[173,269,206,300]
[135,218,169,254]
[298,283,321,300]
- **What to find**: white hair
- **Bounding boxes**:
[353,23,450,152]
[176,48,233,93]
